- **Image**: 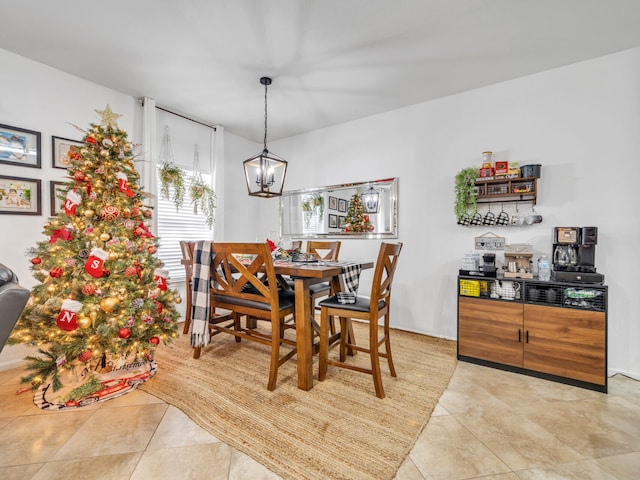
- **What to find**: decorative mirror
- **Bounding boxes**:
[280,178,398,238]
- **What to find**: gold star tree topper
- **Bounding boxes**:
[95,104,122,129]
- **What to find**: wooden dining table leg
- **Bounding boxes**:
[293,277,314,390]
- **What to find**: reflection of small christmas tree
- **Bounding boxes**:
[343,192,374,233]
[10,105,180,399]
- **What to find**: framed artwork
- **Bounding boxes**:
[52,136,83,169]
[328,214,338,228]
[0,175,42,215]
[339,215,347,228]
[338,198,347,213]
[50,181,67,216]
[328,196,338,210]
[0,124,41,168]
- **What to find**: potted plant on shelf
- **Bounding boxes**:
[158,162,186,211]
[454,167,479,221]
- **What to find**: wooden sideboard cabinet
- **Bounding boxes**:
[457,277,607,392]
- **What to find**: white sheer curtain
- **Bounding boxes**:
[141,97,158,233]
[211,125,224,241]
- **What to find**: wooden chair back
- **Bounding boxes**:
[179,240,196,334]
[370,242,403,309]
[306,241,341,261]
[210,242,283,316]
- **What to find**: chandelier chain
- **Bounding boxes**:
[263,81,268,151]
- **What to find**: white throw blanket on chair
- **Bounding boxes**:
[190,240,211,348]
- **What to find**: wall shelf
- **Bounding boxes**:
[474,176,537,205]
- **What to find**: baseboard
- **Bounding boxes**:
[608,368,640,382]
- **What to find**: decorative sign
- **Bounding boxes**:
[474,232,505,250]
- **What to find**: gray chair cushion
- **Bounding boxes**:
[318,295,385,313]
[215,289,295,312]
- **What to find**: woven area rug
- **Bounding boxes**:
[141,321,457,480]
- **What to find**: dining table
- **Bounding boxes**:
[271,259,373,390]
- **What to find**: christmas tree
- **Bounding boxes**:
[10,106,180,405]
[343,192,374,233]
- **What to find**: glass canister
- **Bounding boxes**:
[481,151,493,169]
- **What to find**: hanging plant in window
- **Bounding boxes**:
[189,144,216,228]
[302,193,324,227]
[157,126,186,211]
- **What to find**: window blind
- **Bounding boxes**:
[156,168,213,284]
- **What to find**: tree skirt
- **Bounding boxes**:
[33,357,157,410]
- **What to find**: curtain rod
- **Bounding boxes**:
[139,98,217,130]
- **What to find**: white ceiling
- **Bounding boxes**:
[3,0,640,142]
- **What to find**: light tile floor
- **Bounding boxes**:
[1,361,639,479]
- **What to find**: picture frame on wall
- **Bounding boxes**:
[328,196,337,210]
[0,123,41,168]
[52,136,83,169]
[338,198,347,213]
[329,214,338,228]
[0,175,42,215]
[339,215,346,228]
[50,181,67,216]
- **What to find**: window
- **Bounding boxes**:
[156,168,212,284]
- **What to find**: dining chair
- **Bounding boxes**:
[318,242,403,398]
[179,240,196,334]
[207,242,297,391]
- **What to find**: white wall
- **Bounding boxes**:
[225,47,640,379]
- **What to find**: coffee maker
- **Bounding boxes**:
[552,227,604,284]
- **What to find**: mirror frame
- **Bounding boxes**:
[279,177,398,239]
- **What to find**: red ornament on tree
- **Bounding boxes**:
[118,328,131,339]
[50,267,63,278]
[78,350,92,362]
[81,284,96,296]
[124,266,137,277]
[101,205,120,221]
[149,336,160,345]
[31,257,42,265]
[147,246,157,254]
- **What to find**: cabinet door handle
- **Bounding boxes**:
[518,329,521,343]
[525,330,529,343]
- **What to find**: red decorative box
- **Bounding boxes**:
[494,161,508,175]
[479,167,494,177]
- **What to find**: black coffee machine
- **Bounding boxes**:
[552,227,604,284]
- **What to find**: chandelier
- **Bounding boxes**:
[243,77,288,197]
[361,186,380,214]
